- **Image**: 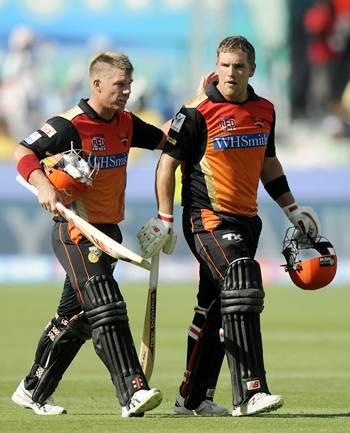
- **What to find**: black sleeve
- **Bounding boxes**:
[163,106,201,161]
[131,113,164,150]
[265,110,276,157]
[20,116,82,160]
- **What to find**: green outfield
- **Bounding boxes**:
[1,280,350,433]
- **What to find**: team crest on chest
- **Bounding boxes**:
[252,117,264,128]
[219,116,236,131]
[92,135,106,151]
[120,134,129,146]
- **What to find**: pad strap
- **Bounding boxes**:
[30,314,91,404]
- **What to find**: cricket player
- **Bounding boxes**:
[12,52,166,416]
[138,36,321,416]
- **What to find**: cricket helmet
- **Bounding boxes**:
[281,227,337,290]
[41,147,95,205]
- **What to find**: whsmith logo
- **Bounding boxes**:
[213,133,268,150]
[88,152,128,169]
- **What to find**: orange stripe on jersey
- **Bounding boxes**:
[67,223,83,244]
[200,209,221,231]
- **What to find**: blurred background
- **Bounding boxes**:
[0,0,349,285]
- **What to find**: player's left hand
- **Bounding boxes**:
[137,213,177,258]
[283,203,321,239]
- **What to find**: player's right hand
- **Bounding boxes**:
[137,213,177,258]
[37,182,62,217]
[283,202,321,239]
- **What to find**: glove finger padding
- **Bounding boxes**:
[162,232,177,255]
[283,203,321,238]
[298,206,321,238]
[137,217,169,258]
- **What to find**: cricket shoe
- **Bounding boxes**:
[173,393,229,416]
[232,392,284,417]
[11,379,66,415]
[121,388,162,417]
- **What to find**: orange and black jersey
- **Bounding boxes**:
[164,83,276,217]
[21,98,163,224]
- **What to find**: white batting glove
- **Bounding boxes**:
[137,212,177,258]
[283,202,321,239]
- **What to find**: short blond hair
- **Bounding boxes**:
[89,51,134,79]
[217,36,255,67]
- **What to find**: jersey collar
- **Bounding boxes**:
[78,98,118,122]
[206,81,259,104]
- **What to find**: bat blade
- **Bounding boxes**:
[55,203,151,270]
[16,174,151,271]
[139,252,159,380]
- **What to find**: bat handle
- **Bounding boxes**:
[149,252,160,286]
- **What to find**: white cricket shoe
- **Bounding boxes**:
[232,392,284,417]
[121,388,162,417]
[11,380,66,415]
[173,393,229,416]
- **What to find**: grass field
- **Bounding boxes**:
[1,280,350,433]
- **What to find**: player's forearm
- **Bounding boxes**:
[261,156,296,207]
[155,155,177,214]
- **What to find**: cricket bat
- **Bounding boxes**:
[139,252,160,380]
[16,175,151,271]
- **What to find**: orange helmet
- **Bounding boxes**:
[282,227,337,290]
[41,149,95,205]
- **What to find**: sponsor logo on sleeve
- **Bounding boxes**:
[170,112,186,133]
[167,136,177,145]
[23,131,41,145]
[40,123,57,138]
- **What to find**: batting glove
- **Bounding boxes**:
[137,212,177,258]
[283,202,321,239]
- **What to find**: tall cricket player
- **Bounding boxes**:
[138,36,321,417]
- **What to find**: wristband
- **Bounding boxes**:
[17,154,42,182]
[157,211,174,223]
[264,175,291,201]
[283,202,299,214]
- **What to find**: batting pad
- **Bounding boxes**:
[84,275,149,406]
[221,258,269,406]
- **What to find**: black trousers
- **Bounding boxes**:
[183,207,262,300]
[52,220,122,318]
[178,207,263,406]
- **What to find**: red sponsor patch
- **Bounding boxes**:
[132,375,144,390]
[247,379,261,390]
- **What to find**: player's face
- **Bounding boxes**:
[97,67,133,113]
[216,49,255,103]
